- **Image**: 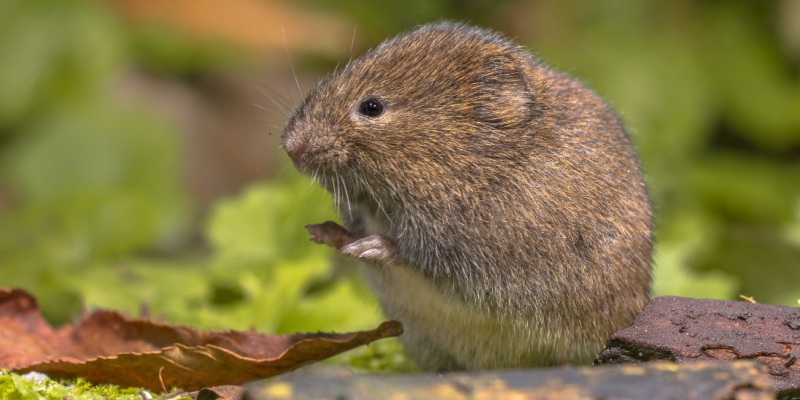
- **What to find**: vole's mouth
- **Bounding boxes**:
[283,128,345,176]
[284,140,345,179]
[285,146,334,175]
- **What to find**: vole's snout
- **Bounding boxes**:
[281,112,311,162]
[282,126,342,173]
[281,127,313,174]
[283,135,307,162]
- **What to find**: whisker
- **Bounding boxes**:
[282,27,304,101]
[254,82,293,109]
[340,174,353,222]
[349,25,357,62]
[253,85,291,117]
[310,168,319,186]
[373,192,392,227]
[252,102,282,118]
[265,59,302,109]
[333,174,340,212]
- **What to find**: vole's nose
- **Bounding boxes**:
[284,139,307,161]
[282,131,307,161]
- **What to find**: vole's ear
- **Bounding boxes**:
[473,51,535,130]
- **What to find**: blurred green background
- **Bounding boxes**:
[1,0,798,347]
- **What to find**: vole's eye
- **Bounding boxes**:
[358,97,385,118]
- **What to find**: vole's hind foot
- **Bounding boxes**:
[305,221,357,249]
[341,235,398,262]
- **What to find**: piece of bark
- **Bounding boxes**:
[596,296,800,399]
[245,361,775,400]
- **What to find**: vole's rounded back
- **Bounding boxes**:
[283,22,652,370]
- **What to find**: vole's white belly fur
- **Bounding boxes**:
[350,206,595,368]
[360,259,578,370]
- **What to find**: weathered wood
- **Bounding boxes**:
[596,296,800,399]
[245,361,774,400]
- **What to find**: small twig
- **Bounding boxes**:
[739,295,756,304]
[158,366,167,394]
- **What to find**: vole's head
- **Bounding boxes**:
[282,23,542,213]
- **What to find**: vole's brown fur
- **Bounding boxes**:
[282,22,652,371]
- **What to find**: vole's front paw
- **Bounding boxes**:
[341,235,398,262]
[305,221,357,249]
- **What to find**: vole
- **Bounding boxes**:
[281,22,652,371]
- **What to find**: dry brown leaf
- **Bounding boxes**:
[0,288,402,391]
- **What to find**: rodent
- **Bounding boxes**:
[281,22,652,371]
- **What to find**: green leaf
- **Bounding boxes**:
[0,0,124,130]
[687,153,800,225]
[207,178,338,271]
[0,371,159,400]
[652,210,738,300]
